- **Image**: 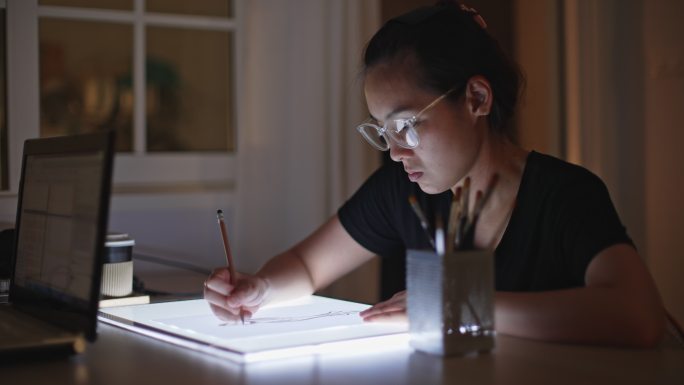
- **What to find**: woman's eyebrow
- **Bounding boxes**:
[370,105,413,123]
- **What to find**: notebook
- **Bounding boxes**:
[0,131,115,356]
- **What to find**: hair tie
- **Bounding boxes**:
[459,3,488,29]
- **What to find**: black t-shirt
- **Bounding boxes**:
[338,151,633,291]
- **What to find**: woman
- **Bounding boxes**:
[204,1,665,347]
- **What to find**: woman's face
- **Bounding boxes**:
[364,61,485,194]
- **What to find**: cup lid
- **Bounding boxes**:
[105,232,135,247]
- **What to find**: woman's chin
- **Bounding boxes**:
[416,180,449,195]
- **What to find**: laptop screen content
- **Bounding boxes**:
[13,152,105,306]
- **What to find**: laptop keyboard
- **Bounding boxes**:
[0,306,72,346]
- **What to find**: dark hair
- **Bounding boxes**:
[363,1,524,136]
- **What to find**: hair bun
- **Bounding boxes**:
[458,3,488,29]
[436,0,488,29]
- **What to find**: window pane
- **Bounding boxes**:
[39,19,134,152]
[39,0,133,11]
[146,27,233,152]
[0,8,7,190]
[146,0,231,18]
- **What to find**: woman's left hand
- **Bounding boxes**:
[359,290,408,323]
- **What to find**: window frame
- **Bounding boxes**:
[4,0,242,194]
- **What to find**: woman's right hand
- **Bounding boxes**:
[203,267,270,323]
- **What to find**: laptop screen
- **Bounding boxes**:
[14,152,105,304]
[11,132,115,340]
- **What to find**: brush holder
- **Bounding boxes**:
[406,248,495,356]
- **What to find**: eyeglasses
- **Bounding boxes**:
[356,88,457,151]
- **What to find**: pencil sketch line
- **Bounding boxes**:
[219,310,359,326]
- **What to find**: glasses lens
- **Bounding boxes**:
[405,126,419,148]
[357,123,389,150]
[387,119,419,149]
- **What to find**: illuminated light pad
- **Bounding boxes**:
[98,296,409,362]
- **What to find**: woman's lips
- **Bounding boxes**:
[407,171,423,182]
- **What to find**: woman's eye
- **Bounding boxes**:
[394,119,411,132]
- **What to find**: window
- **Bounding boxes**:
[0,0,244,268]
[38,0,237,156]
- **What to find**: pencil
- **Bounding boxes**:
[461,177,471,223]
[408,195,436,249]
[459,173,500,249]
[457,177,471,247]
[435,214,445,255]
[446,186,463,253]
[216,209,244,325]
[461,190,482,250]
[472,173,499,221]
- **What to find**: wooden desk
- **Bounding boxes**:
[5,320,683,385]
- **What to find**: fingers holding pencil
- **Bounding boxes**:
[205,209,267,324]
[205,267,236,294]
[204,267,267,323]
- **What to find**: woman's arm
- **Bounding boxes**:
[495,244,665,348]
[205,214,376,322]
[256,214,376,305]
[363,244,665,348]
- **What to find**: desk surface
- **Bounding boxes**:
[5,319,684,385]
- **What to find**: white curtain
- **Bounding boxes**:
[234,0,381,276]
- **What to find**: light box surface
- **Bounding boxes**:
[98,295,409,362]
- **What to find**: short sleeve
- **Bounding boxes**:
[559,172,634,285]
[337,163,405,257]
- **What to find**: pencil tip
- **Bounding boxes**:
[453,186,462,201]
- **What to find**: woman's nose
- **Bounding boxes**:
[389,142,412,162]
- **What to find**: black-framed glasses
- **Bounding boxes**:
[356,88,457,151]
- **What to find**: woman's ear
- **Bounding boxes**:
[465,76,492,117]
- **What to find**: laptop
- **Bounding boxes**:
[0,131,115,356]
